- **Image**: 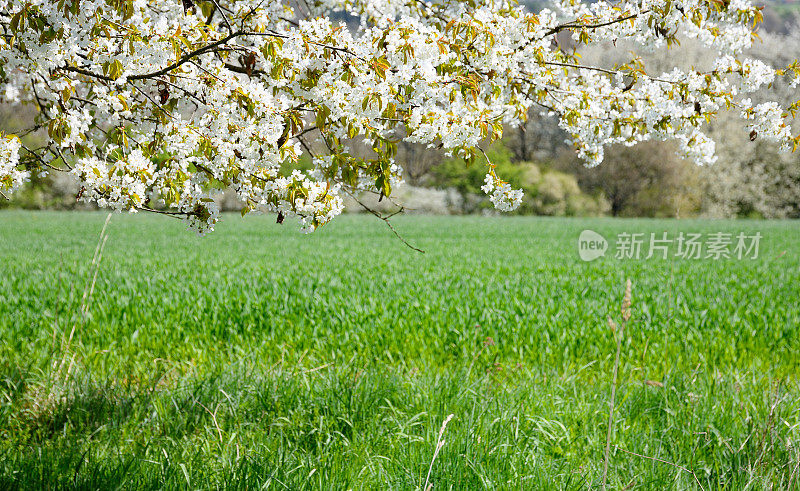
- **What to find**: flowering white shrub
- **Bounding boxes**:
[0,0,798,231]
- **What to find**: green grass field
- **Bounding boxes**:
[1,211,799,489]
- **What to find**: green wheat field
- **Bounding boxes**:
[1,211,799,489]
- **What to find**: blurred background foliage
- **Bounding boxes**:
[429,142,609,216]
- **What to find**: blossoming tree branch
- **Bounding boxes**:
[1,0,798,232]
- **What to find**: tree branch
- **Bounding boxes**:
[345,190,425,253]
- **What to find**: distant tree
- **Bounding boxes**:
[556,142,701,217]
[703,128,800,218]
[504,110,569,164]
[522,164,609,216]
[395,139,444,187]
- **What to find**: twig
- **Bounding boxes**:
[62,31,243,82]
[613,446,706,491]
[346,190,425,253]
[543,12,645,37]
[208,0,233,32]
[755,380,783,469]
[603,326,623,488]
[19,143,69,172]
[81,233,109,316]
[79,213,113,313]
[136,205,195,219]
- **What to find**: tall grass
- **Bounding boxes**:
[0,212,798,488]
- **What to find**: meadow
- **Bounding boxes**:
[0,211,799,489]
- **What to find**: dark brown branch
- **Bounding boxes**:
[224,63,265,76]
[19,143,69,172]
[137,205,196,218]
[346,190,425,253]
[544,11,645,37]
[61,31,243,82]
[208,0,233,32]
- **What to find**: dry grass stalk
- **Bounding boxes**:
[614,445,706,491]
[602,279,708,490]
[603,279,631,489]
[56,212,113,382]
[424,413,454,491]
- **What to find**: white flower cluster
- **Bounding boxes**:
[72,149,156,211]
[0,0,796,232]
[0,134,28,194]
[481,173,523,212]
[262,170,345,233]
[743,102,793,151]
[678,130,718,166]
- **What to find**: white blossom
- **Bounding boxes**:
[0,134,28,194]
[0,0,796,231]
[481,173,524,212]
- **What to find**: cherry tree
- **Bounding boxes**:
[1,0,798,232]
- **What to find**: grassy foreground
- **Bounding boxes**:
[1,211,799,489]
